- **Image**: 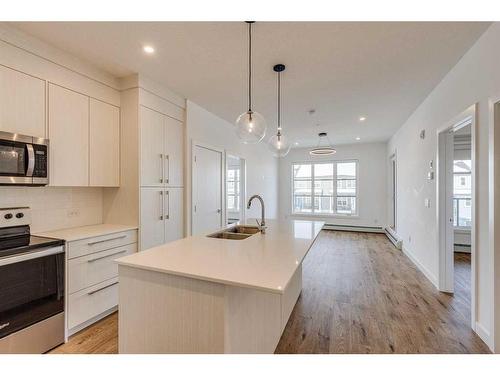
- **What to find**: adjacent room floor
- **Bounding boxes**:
[50,231,489,354]
[452,252,472,323]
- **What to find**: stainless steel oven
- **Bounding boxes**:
[0,131,49,186]
[0,207,65,353]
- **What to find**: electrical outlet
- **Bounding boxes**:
[67,209,80,218]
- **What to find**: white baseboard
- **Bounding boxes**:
[322,224,384,233]
[475,321,493,351]
[402,245,439,289]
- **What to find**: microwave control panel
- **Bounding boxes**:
[32,144,48,178]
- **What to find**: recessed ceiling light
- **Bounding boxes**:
[143,45,155,54]
[359,116,366,122]
[294,142,299,146]
[356,137,361,141]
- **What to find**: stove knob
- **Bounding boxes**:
[16,213,24,219]
[4,213,13,219]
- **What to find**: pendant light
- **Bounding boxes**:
[268,64,291,157]
[235,21,267,144]
[310,132,336,156]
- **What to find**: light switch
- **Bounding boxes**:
[424,198,431,208]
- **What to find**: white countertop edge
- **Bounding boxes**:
[36,223,138,242]
[116,224,323,294]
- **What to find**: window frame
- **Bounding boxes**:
[291,159,359,217]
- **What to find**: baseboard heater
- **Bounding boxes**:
[322,224,384,233]
[384,227,403,249]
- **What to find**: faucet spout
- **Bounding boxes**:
[247,195,266,233]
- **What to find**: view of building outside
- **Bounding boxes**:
[453,159,472,227]
[292,161,357,215]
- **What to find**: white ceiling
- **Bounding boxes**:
[11,22,489,146]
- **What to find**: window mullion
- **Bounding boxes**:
[333,161,337,214]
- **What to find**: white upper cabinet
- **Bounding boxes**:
[48,83,89,186]
[0,65,45,138]
[89,98,120,187]
[140,106,165,187]
[165,117,184,187]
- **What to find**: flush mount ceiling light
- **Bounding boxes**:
[268,64,292,158]
[359,116,367,122]
[235,21,267,144]
[310,132,336,156]
[143,45,155,54]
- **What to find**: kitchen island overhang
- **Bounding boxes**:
[117,219,324,353]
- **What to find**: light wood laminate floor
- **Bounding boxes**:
[49,231,489,354]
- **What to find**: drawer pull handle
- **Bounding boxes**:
[88,234,127,245]
[87,249,127,263]
[88,281,119,296]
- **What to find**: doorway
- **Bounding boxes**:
[225,154,246,225]
[437,106,476,328]
[192,144,223,235]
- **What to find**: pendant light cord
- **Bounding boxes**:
[248,22,252,112]
[277,71,281,134]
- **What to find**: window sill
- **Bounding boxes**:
[291,213,359,219]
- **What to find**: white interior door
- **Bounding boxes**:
[192,145,223,235]
[438,130,455,292]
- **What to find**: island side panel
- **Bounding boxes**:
[281,264,302,334]
[118,265,226,353]
[224,285,282,353]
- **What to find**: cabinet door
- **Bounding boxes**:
[165,188,184,243]
[164,116,184,187]
[48,84,89,186]
[0,65,45,138]
[89,98,120,186]
[140,106,164,187]
[140,188,165,251]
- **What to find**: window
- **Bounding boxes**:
[292,161,358,216]
[226,167,240,212]
[453,159,471,227]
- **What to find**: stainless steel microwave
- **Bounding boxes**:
[0,131,49,186]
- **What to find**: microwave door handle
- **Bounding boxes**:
[26,144,35,177]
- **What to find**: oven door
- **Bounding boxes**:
[0,246,64,339]
[0,133,33,185]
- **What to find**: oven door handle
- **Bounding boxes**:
[26,144,35,177]
[0,246,64,267]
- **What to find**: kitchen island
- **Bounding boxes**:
[116,219,324,353]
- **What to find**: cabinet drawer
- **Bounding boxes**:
[68,277,119,330]
[68,230,137,259]
[68,243,136,294]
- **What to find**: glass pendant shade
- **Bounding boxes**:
[235,110,267,144]
[268,132,291,157]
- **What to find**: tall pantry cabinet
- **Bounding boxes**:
[140,105,184,250]
[104,76,185,251]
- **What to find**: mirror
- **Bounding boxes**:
[226,154,246,225]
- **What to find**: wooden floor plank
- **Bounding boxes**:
[50,231,489,354]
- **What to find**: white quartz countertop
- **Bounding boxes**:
[36,223,138,242]
[116,219,324,294]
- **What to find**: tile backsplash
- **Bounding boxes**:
[0,187,103,232]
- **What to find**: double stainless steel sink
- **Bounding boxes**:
[207,225,261,240]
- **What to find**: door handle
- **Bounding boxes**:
[159,154,164,183]
[159,190,164,220]
[26,144,35,177]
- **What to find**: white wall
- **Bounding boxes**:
[278,142,387,228]
[387,23,500,350]
[185,101,279,234]
[0,187,103,232]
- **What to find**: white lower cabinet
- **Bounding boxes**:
[140,187,184,251]
[66,229,137,335]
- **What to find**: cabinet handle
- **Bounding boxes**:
[159,154,164,183]
[159,190,164,220]
[87,249,127,263]
[166,190,170,220]
[88,234,127,245]
[165,154,170,184]
[87,281,119,296]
